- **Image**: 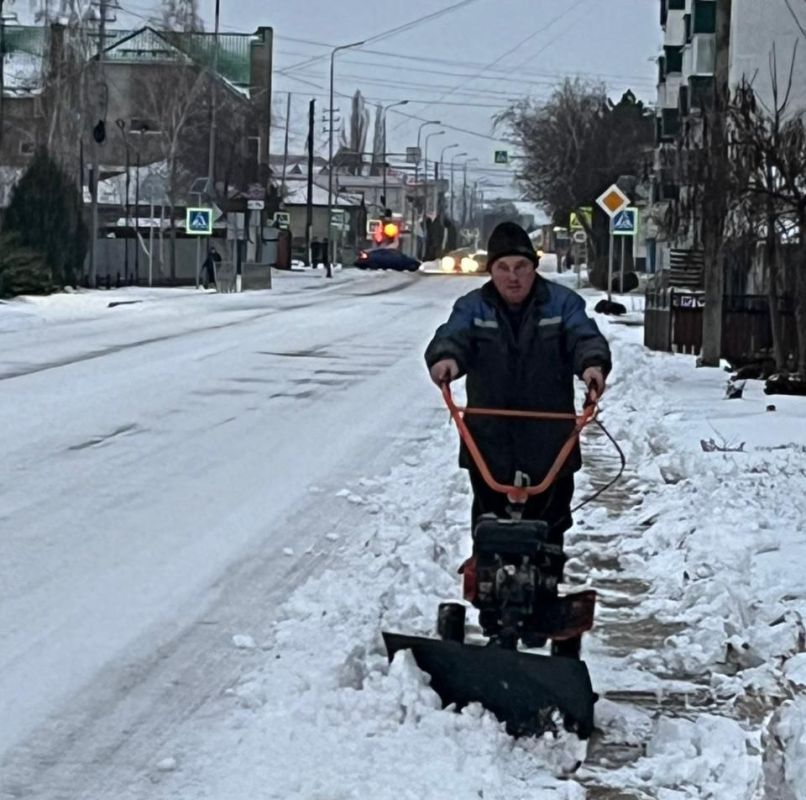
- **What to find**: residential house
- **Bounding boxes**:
[1,23,274,283]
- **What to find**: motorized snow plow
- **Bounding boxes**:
[383,385,610,740]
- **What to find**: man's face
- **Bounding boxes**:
[490,255,536,306]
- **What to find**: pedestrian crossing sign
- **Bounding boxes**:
[186,207,213,236]
[611,208,638,237]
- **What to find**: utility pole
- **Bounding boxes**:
[450,151,467,221]
[281,91,292,198]
[306,98,315,267]
[88,0,108,288]
[206,0,221,194]
[423,129,443,224]
[438,142,458,216]
[0,0,6,149]
[700,0,732,366]
[134,146,140,282]
[460,157,479,228]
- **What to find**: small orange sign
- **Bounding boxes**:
[596,184,629,218]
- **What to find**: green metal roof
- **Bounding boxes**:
[3,26,254,87]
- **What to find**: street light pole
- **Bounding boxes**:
[449,151,467,221]
[411,120,440,258]
[423,130,443,220]
[380,99,408,212]
[327,39,365,274]
[438,142,458,215]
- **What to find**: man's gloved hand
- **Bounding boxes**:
[430,358,459,387]
[582,366,606,403]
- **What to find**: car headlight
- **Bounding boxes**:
[460,257,479,273]
[440,256,456,272]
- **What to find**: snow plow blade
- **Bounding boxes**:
[382,632,595,738]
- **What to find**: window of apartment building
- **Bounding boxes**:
[678,86,690,116]
[689,76,714,111]
[665,45,684,73]
[662,108,681,139]
[668,0,685,9]
[658,54,667,83]
[693,0,716,34]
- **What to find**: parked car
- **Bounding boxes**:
[355,248,420,272]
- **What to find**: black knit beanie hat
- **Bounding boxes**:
[486,222,540,269]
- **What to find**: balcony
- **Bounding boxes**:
[663,8,687,46]
[658,73,683,109]
[683,33,716,77]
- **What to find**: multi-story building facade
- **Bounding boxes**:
[650,0,717,282]
[650,0,806,284]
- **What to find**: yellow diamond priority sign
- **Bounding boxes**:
[596,184,629,218]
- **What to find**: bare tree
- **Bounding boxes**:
[153,0,205,32]
[697,0,733,367]
[729,43,804,369]
[132,65,208,279]
[496,79,654,282]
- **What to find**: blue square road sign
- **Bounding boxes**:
[611,208,637,237]
[186,207,213,236]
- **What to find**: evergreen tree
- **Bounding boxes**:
[3,148,88,290]
[0,234,53,298]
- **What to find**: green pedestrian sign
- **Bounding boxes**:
[494,150,509,165]
[186,207,213,236]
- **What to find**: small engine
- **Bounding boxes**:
[461,515,564,647]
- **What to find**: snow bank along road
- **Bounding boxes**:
[3,270,806,799]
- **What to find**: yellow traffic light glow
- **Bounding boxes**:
[383,223,400,239]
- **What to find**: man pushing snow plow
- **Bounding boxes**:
[383,222,614,740]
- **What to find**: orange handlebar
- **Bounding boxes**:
[441,384,597,504]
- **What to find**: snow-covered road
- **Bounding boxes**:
[0,271,463,793]
[3,271,806,800]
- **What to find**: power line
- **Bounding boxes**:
[276,48,655,90]
[279,42,656,87]
[273,87,518,110]
[390,0,595,131]
[287,69,523,103]
[282,0,482,74]
[280,57,655,95]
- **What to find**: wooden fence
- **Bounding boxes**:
[644,290,798,364]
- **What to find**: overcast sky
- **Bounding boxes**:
[234,0,660,195]
[20,0,661,196]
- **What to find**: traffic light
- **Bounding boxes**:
[373,217,401,248]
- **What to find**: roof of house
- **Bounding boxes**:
[283,179,362,208]
[1,24,259,95]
